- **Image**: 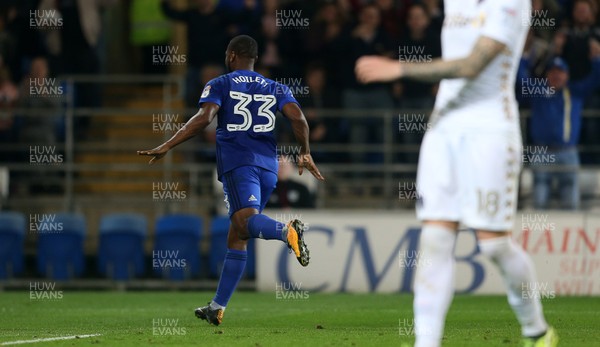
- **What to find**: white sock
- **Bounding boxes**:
[478,237,548,337]
[413,225,457,347]
[210,301,226,311]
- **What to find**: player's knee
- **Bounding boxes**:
[477,236,512,260]
[419,224,456,255]
[231,220,249,240]
[236,228,250,240]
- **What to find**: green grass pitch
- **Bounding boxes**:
[0,292,598,346]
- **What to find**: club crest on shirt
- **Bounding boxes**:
[201,85,211,98]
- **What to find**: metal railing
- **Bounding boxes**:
[2,75,600,213]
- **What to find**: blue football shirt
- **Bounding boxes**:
[198,70,299,179]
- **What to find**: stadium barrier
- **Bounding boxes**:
[257,210,600,296]
[2,74,600,214]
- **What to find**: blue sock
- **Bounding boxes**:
[247,214,286,241]
[213,249,247,308]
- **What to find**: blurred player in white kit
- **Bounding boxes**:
[356,0,558,346]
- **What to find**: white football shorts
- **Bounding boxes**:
[416,124,521,231]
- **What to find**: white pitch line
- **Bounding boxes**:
[1,334,101,345]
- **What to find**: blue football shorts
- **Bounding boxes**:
[221,165,277,217]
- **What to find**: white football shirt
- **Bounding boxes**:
[432,0,531,130]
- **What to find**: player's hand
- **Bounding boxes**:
[297,154,325,181]
[137,145,170,164]
[355,56,403,84]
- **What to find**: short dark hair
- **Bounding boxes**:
[227,35,258,59]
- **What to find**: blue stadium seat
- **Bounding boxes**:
[0,212,26,279]
[98,213,147,281]
[208,216,255,279]
[153,214,202,281]
[37,213,86,280]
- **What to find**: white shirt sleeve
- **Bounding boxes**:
[480,0,530,47]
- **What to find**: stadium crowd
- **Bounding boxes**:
[1,0,600,206]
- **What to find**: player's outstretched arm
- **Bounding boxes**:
[355,36,506,83]
[282,103,325,181]
[137,102,220,164]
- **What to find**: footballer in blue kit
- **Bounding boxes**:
[138,35,325,326]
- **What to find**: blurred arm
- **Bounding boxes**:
[356,36,506,83]
[403,36,506,82]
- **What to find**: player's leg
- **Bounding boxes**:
[413,128,461,347]
[196,222,248,325]
[196,166,261,325]
[251,167,309,266]
[476,230,555,346]
[225,166,309,265]
[216,166,286,243]
[462,130,555,345]
[413,220,458,347]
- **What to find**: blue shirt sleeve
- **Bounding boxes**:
[274,82,299,112]
[198,77,224,107]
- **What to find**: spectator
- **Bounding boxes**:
[255,0,282,76]
[397,3,441,109]
[267,156,315,208]
[39,0,117,138]
[331,4,395,164]
[530,0,561,41]
[373,0,404,41]
[391,3,441,164]
[17,57,64,194]
[130,0,172,74]
[520,54,600,210]
[17,57,62,144]
[161,0,259,106]
[300,63,342,163]
[420,0,443,34]
[0,1,46,84]
[0,66,18,144]
[276,0,318,78]
[555,0,600,80]
[305,1,348,64]
[522,29,554,80]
